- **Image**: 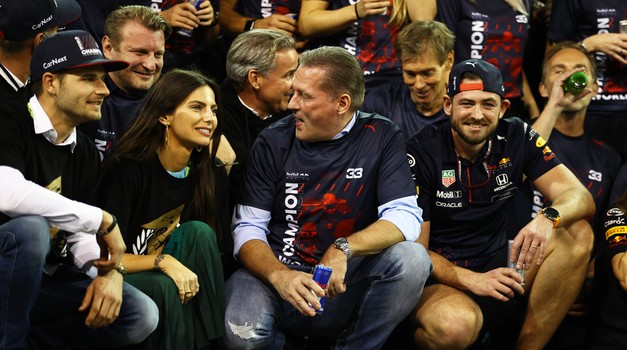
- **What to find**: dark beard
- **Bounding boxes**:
[451,120,495,146]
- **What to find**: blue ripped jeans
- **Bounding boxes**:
[224,241,431,350]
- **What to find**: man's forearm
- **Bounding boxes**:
[239,239,292,285]
[428,250,474,290]
[346,219,405,257]
[550,187,595,228]
[0,166,102,233]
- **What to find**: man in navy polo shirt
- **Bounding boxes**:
[406,59,596,350]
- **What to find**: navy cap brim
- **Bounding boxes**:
[54,0,81,26]
[67,59,129,73]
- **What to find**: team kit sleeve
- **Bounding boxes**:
[375,127,423,241]
[521,123,561,182]
[376,128,417,204]
[603,206,627,258]
[231,130,284,256]
[405,140,434,223]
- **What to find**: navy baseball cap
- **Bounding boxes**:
[447,59,505,98]
[0,0,81,41]
[30,30,128,82]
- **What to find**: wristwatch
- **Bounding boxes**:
[114,264,127,277]
[539,207,561,229]
[334,237,352,259]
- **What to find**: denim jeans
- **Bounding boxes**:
[0,216,49,350]
[224,241,431,350]
[0,215,159,350]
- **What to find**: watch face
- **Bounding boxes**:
[543,207,559,221]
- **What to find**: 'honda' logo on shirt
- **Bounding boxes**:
[496,173,509,186]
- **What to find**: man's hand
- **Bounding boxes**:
[462,268,524,301]
[79,269,123,328]
[161,2,201,31]
[319,244,349,299]
[253,14,297,35]
[93,211,126,273]
[196,0,217,27]
[545,67,594,110]
[581,33,627,64]
[269,269,324,317]
[511,214,555,269]
[157,254,199,304]
[355,0,390,18]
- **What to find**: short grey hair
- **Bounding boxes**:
[298,46,365,111]
[226,29,295,91]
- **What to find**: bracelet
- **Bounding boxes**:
[578,41,588,52]
[96,214,117,237]
[154,254,165,271]
[354,3,361,20]
[114,264,127,277]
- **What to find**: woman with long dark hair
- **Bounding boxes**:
[99,69,225,349]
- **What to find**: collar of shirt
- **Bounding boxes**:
[237,95,272,120]
[28,95,78,152]
[0,63,26,92]
[332,112,357,140]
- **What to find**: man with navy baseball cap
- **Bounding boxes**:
[404,58,596,349]
[30,29,128,82]
[0,29,158,348]
[0,0,81,104]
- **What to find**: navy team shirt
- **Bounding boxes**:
[362,80,448,141]
[406,117,560,268]
[239,112,416,267]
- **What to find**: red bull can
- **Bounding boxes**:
[311,264,332,314]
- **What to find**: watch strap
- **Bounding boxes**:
[244,19,255,31]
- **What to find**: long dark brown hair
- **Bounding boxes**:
[102,69,222,235]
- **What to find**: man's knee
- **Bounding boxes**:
[413,286,483,350]
[116,284,160,345]
[1,216,50,259]
[224,315,277,350]
[385,241,432,285]
[418,306,482,349]
[224,269,280,349]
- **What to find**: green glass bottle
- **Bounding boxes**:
[563,71,589,95]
